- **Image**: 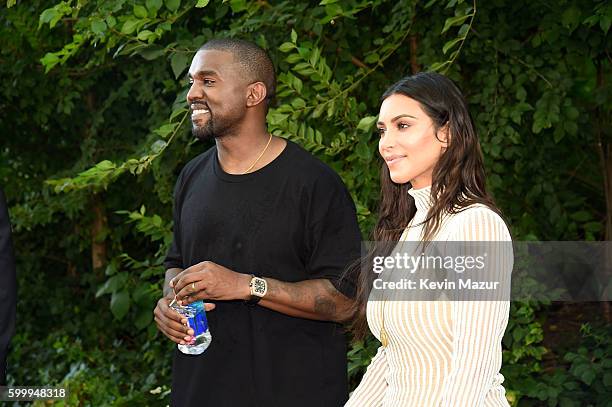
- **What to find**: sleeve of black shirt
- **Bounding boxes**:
[304,168,362,299]
[0,189,16,385]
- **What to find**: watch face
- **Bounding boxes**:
[253,278,267,296]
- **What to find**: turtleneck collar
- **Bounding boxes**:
[408,185,433,213]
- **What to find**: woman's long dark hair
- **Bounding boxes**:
[349,72,504,340]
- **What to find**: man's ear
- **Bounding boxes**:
[246,82,267,107]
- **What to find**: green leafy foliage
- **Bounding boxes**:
[1,0,610,405]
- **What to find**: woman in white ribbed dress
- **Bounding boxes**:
[346,72,512,407]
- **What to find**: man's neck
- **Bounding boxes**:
[215,125,283,175]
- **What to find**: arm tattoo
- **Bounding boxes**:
[313,280,341,318]
[314,295,337,317]
[273,281,304,303]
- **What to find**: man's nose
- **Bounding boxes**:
[186,83,203,104]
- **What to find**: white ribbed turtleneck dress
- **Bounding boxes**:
[346,185,512,407]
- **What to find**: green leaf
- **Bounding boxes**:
[429,61,449,72]
[285,53,301,64]
[603,372,612,387]
[229,0,247,12]
[319,0,338,4]
[154,123,178,137]
[150,140,167,154]
[279,42,295,53]
[364,53,379,64]
[442,14,471,34]
[600,15,611,34]
[561,6,581,32]
[564,121,577,136]
[171,52,190,79]
[355,141,371,160]
[570,211,592,222]
[196,0,210,7]
[122,18,141,34]
[324,3,343,17]
[442,37,462,55]
[91,19,107,36]
[146,0,163,12]
[170,107,188,122]
[106,15,117,28]
[137,30,156,42]
[110,290,130,320]
[165,0,180,12]
[357,116,377,132]
[292,76,303,93]
[135,308,153,330]
[291,98,306,109]
[6,0,16,7]
[312,103,325,118]
[132,284,151,305]
[580,369,596,386]
[137,44,165,60]
[291,29,297,43]
[39,8,59,29]
[583,222,602,232]
[565,106,579,120]
[134,4,148,18]
[96,273,128,298]
[40,52,61,72]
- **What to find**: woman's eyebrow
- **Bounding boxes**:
[390,114,417,122]
[377,113,418,125]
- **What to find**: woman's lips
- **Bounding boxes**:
[385,155,406,166]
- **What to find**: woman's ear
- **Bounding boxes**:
[246,82,267,107]
[437,122,450,147]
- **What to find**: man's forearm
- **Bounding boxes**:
[170,263,354,323]
[259,278,354,323]
[164,268,183,297]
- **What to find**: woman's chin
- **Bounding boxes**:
[389,172,412,185]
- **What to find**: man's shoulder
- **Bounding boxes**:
[284,140,345,187]
[183,146,216,174]
[176,146,216,185]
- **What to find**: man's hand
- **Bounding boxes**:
[153,294,216,344]
[171,261,251,304]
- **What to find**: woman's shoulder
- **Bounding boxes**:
[445,203,512,241]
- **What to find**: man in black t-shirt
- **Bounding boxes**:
[0,189,16,385]
[153,39,361,407]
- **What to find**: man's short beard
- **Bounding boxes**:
[192,114,239,142]
[192,119,216,142]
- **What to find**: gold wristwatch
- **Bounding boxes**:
[246,275,267,305]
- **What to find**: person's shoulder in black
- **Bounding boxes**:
[281,140,362,298]
[282,139,356,205]
[173,146,217,192]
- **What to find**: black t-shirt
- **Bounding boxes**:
[165,140,361,407]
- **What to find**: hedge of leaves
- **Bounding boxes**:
[1,0,610,405]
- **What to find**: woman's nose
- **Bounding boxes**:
[379,129,396,151]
